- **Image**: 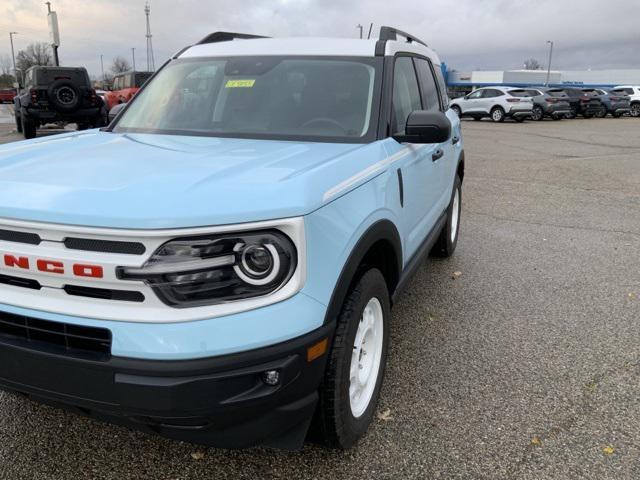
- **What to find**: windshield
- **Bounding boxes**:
[114,56,380,142]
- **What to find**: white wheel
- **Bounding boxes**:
[349,297,384,418]
[491,107,505,122]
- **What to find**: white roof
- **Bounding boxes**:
[178,36,441,64]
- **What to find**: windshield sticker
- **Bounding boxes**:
[225,79,256,88]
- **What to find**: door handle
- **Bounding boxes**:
[432,148,444,162]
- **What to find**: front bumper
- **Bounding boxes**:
[0,319,334,449]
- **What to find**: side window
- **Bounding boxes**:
[433,66,449,109]
[392,57,422,134]
[468,90,483,99]
[482,89,498,98]
[414,58,441,112]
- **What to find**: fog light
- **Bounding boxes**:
[262,370,280,386]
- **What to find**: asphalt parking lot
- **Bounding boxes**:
[0,112,638,479]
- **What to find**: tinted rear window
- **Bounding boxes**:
[547,90,569,98]
[508,90,530,97]
[34,68,89,86]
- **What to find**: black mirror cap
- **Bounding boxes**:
[394,110,451,144]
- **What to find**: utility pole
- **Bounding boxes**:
[145,2,155,71]
[46,1,60,66]
[131,48,136,72]
[100,54,105,82]
[545,40,554,86]
[9,32,18,81]
[356,24,363,39]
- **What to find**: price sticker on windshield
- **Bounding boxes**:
[225,79,256,88]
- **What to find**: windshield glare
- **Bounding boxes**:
[114,56,378,141]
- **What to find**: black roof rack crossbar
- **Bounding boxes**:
[375,26,428,56]
[196,31,268,45]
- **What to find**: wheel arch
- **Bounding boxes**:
[322,219,402,325]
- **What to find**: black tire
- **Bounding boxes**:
[630,103,640,118]
[490,106,505,122]
[15,114,22,133]
[315,268,390,449]
[48,79,80,112]
[532,105,544,121]
[21,114,37,139]
[595,108,607,118]
[451,105,461,117]
[431,175,462,257]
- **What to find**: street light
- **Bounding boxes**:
[545,40,554,86]
[9,32,18,81]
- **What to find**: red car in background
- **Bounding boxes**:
[0,88,17,103]
[103,71,153,110]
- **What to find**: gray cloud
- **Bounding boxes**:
[1,0,639,77]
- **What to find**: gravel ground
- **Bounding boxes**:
[0,116,639,479]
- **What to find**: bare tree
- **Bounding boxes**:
[110,56,131,75]
[0,54,12,76]
[16,42,54,72]
[523,58,543,70]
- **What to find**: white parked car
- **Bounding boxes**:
[611,86,640,117]
[450,86,533,122]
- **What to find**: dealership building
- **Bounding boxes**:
[444,67,640,95]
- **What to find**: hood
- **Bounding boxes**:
[0,131,385,229]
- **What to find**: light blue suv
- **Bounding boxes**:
[0,27,464,450]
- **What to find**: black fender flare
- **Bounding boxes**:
[323,219,402,325]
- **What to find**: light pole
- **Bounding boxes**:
[100,54,105,83]
[131,48,136,72]
[9,32,18,81]
[545,40,554,86]
[356,24,363,39]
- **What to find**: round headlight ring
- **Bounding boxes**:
[233,242,281,286]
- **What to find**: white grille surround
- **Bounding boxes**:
[0,217,306,323]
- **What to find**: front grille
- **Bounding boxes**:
[0,229,41,245]
[0,311,112,360]
[64,285,145,302]
[0,273,41,290]
[64,237,146,255]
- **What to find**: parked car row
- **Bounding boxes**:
[450,85,640,122]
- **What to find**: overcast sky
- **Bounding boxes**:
[2,0,639,77]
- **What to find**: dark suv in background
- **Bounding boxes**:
[511,88,571,121]
[581,88,630,118]
[14,66,107,139]
[549,87,604,119]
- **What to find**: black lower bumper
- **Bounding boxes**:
[24,107,102,124]
[0,322,335,449]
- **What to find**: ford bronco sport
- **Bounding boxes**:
[14,65,107,139]
[0,28,464,450]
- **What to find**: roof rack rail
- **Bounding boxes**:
[196,31,268,45]
[375,26,428,56]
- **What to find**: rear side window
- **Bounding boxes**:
[392,57,422,134]
[614,88,634,95]
[433,65,449,109]
[482,89,502,98]
[414,58,441,111]
[508,89,529,97]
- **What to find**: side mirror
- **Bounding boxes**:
[393,111,451,144]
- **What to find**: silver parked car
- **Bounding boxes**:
[509,88,572,121]
[450,86,533,122]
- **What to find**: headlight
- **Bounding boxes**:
[118,230,297,308]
